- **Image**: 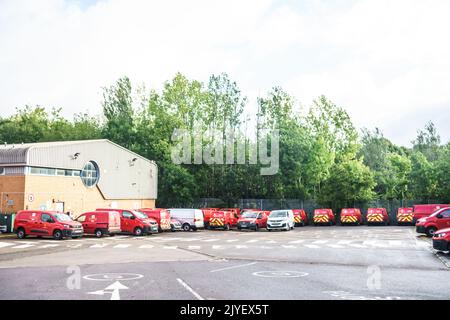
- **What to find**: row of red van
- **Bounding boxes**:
[13,208,179,240]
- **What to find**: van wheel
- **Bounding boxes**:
[182,224,191,232]
[426,227,437,237]
[171,225,176,232]
[95,229,104,238]
[16,228,26,239]
[254,224,258,231]
[224,224,230,231]
[53,230,63,240]
[109,233,115,237]
[134,227,143,236]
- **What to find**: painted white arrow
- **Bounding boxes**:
[88,281,129,300]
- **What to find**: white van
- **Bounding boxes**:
[167,209,204,231]
[267,210,295,231]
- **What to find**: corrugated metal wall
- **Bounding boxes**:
[0,140,157,200]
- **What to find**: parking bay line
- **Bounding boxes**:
[210,262,258,273]
[11,244,35,249]
[113,244,131,249]
[0,242,15,248]
[177,278,204,300]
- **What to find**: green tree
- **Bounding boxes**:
[318,159,376,209]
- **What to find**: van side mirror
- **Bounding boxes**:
[437,214,443,219]
[130,215,135,220]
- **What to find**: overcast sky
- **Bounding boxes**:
[1,0,449,146]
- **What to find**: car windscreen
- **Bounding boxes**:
[243,212,258,218]
[53,214,71,222]
[270,211,287,218]
[133,211,148,219]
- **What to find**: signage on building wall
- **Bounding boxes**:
[27,194,35,203]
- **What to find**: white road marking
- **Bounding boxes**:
[289,240,305,244]
[304,244,321,249]
[87,281,129,300]
[327,244,345,249]
[235,245,248,249]
[388,240,403,246]
[40,244,59,248]
[210,262,258,273]
[203,239,220,242]
[212,245,225,250]
[188,245,201,250]
[312,240,328,244]
[177,278,204,300]
[113,244,131,249]
[67,244,83,248]
[246,240,259,243]
[138,245,154,249]
[0,242,15,248]
[348,244,367,248]
[11,244,35,249]
[226,239,239,242]
[337,240,353,245]
[282,245,297,249]
[266,240,277,244]
[163,246,178,249]
[90,244,109,248]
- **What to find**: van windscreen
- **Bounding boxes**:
[270,211,287,217]
[53,214,71,222]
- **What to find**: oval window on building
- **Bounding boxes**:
[80,161,100,188]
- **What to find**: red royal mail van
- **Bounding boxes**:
[201,208,220,229]
[237,210,269,231]
[14,210,83,240]
[292,209,308,227]
[76,211,121,238]
[313,209,335,226]
[96,208,158,236]
[140,208,172,232]
[366,208,390,226]
[397,207,414,225]
[340,208,363,225]
[208,210,239,230]
[416,207,450,237]
[432,227,450,252]
[413,204,449,224]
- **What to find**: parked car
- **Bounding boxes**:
[432,227,450,252]
[167,209,204,231]
[416,207,450,237]
[397,207,414,225]
[267,210,295,231]
[366,208,390,226]
[292,209,308,227]
[76,210,121,238]
[170,218,183,232]
[313,209,335,226]
[237,210,269,231]
[208,210,239,230]
[413,204,449,224]
[14,210,83,240]
[96,208,158,236]
[140,208,172,232]
[340,208,363,225]
[200,208,220,229]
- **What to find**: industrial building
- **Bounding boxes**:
[0,139,157,217]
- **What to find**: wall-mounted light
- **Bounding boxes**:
[129,158,138,166]
[71,152,80,160]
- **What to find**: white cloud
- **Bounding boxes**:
[0,0,449,146]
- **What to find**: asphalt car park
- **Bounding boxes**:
[0,226,449,300]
